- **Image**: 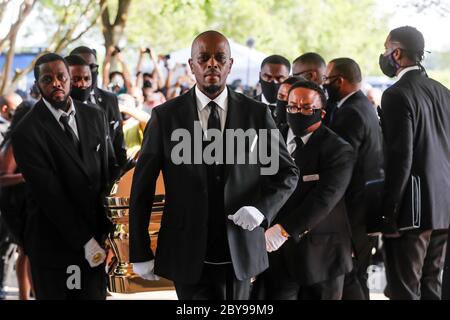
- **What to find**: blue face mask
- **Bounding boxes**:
[379,50,401,78]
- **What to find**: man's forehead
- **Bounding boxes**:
[69,65,90,73]
[262,63,288,75]
[193,36,230,55]
[289,87,319,100]
[40,60,67,74]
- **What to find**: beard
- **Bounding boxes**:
[203,84,221,95]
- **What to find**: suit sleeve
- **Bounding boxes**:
[129,109,163,262]
[109,94,128,172]
[11,130,93,250]
[281,143,355,239]
[380,90,413,219]
[332,107,365,158]
[253,107,299,226]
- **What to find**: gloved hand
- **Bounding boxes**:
[84,237,106,268]
[228,206,264,231]
[133,260,160,281]
[265,224,288,252]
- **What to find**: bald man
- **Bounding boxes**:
[0,92,22,299]
[0,93,23,145]
[129,30,298,300]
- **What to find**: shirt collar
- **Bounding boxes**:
[261,94,276,106]
[397,65,421,80]
[0,115,9,124]
[337,91,357,109]
[287,128,313,146]
[195,85,228,112]
[43,97,76,122]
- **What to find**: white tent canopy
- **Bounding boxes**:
[169,39,268,87]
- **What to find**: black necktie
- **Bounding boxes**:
[325,100,338,125]
[207,101,221,131]
[60,114,80,152]
[291,136,304,159]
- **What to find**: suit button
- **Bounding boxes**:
[216,176,221,181]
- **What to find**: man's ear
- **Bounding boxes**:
[392,48,403,65]
[320,109,326,119]
[188,58,194,73]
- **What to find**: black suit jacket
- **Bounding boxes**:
[11,99,114,267]
[269,125,354,285]
[381,70,450,230]
[129,86,299,283]
[330,90,384,253]
[92,87,128,173]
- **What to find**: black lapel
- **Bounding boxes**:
[185,88,207,185]
[295,125,325,169]
[36,100,90,179]
[74,102,97,179]
[223,88,245,183]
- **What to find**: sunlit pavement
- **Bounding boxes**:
[3,264,389,300]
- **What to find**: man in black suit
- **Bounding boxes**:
[323,58,384,299]
[129,31,299,300]
[264,80,354,300]
[11,53,115,299]
[379,26,450,300]
[255,55,290,119]
[70,46,128,175]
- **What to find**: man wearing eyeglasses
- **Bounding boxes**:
[292,53,327,87]
[263,80,354,300]
[70,46,128,176]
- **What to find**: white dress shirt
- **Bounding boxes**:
[195,85,228,135]
[397,65,421,80]
[261,94,276,106]
[43,97,79,139]
[286,128,313,155]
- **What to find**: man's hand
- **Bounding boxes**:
[265,224,288,252]
[133,260,160,281]
[228,206,264,231]
[84,238,106,268]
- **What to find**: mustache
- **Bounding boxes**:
[51,89,65,95]
[205,70,220,76]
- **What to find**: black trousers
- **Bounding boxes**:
[443,226,450,300]
[174,263,250,300]
[384,229,447,300]
[30,260,107,300]
[264,270,345,300]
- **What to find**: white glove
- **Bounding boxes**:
[265,224,288,252]
[228,206,265,231]
[84,237,106,268]
[133,260,160,281]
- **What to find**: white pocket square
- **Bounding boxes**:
[303,174,320,182]
[96,144,101,152]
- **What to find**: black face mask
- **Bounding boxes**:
[287,109,322,137]
[274,99,287,125]
[323,79,341,103]
[379,51,400,78]
[260,78,280,104]
[70,86,91,102]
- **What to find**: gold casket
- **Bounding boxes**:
[105,168,174,293]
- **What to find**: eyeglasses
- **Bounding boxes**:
[293,69,316,79]
[89,63,99,72]
[286,104,321,115]
[322,74,342,83]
